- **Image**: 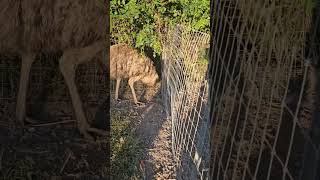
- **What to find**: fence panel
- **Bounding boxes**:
[161,25,211,180]
[208,0,319,180]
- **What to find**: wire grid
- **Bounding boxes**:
[161,25,211,180]
[208,0,317,180]
[0,54,107,121]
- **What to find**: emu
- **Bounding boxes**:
[110,44,159,105]
[0,0,108,139]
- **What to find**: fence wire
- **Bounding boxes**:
[208,0,319,180]
[161,25,211,180]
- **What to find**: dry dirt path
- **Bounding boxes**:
[111,81,176,179]
[135,102,176,180]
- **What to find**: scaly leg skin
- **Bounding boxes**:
[16,53,36,125]
[128,76,145,107]
[60,41,108,140]
[115,78,121,101]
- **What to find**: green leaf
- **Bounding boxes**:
[110,0,210,56]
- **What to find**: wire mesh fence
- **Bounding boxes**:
[161,25,212,179]
[0,54,107,124]
[208,0,319,179]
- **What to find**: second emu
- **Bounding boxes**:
[110,44,159,105]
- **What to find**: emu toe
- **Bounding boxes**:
[79,125,108,140]
[135,101,146,107]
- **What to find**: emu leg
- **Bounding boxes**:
[128,76,144,106]
[59,41,107,139]
[115,78,121,100]
[16,53,36,125]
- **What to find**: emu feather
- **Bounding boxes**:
[0,0,108,139]
[110,44,159,105]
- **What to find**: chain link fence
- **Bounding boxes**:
[208,0,320,179]
[161,25,212,180]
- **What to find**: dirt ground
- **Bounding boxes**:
[0,112,109,180]
[0,58,110,180]
[111,81,177,180]
[0,57,177,179]
[0,97,109,180]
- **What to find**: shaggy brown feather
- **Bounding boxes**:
[0,0,108,140]
[0,0,106,52]
[110,44,159,105]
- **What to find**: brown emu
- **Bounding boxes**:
[0,0,108,139]
[110,44,159,105]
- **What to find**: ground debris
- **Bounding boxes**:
[0,124,108,179]
[111,86,176,179]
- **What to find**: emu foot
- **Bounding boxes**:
[115,96,128,103]
[134,101,146,107]
[79,124,108,140]
[115,97,122,102]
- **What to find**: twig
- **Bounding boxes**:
[28,120,76,127]
[0,121,14,128]
[65,173,83,178]
[87,127,108,136]
[140,160,146,179]
[141,103,155,118]
[25,116,39,124]
[60,149,73,173]
[74,138,98,145]
[14,147,48,154]
[0,147,4,171]
[70,142,88,149]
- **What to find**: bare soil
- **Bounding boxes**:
[111,81,176,180]
[0,58,109,180]
[0,57,177,179]
[0,114,108,180]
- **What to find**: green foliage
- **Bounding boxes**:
[295,0,317,11]
[198,48,209,65]
[110,0,210,56]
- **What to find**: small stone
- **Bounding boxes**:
[28,127,35,132]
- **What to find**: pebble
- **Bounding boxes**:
[28,127,36,132]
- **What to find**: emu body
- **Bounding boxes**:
[0,0,107,139]
[110,44,159,105]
